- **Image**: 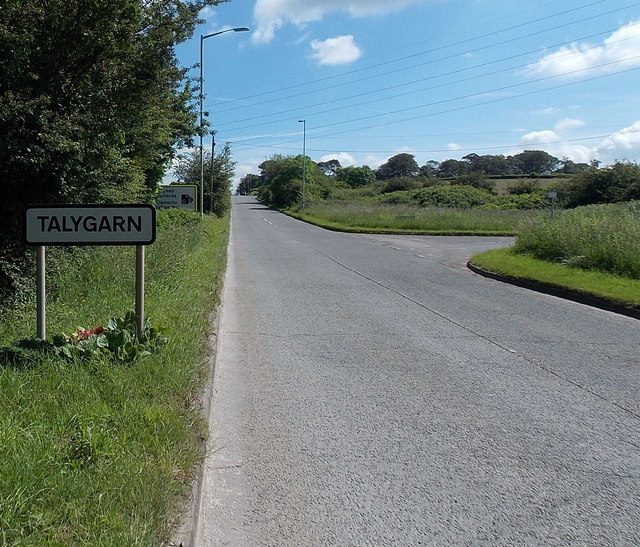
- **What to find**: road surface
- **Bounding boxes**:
[193,196,639,546]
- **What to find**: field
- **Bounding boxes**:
[296,201,550,235]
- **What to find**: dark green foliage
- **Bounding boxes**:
[376,153,419,180]
[452,171,496,192]
[511,150,559,175]
[462,153,511,175]
[414,185,494,208]
[173,144,235,217]
[257,154,321,209]
[0,0,220,304]
[381,177,423,193]
[559,161,640,207]
[337,165,376,187]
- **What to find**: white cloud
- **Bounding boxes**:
[447,143,462,151]
[554,118,585,131]
[527,21,640,77]
[311,35,362,66]
[597,121,640,154]
[252,0,429,43]
[520,130,559,145]
[319,152,356,166]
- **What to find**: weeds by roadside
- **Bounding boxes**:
[0,210,228,545]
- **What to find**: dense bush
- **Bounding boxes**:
[558,162,640,207]
[381,177,423,193]
[514,201,640,279]
[414,185,494,208]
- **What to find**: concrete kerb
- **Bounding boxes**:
[467,261,640,321]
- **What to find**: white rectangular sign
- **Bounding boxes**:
[25,204,156,245]
[156,185,197,210]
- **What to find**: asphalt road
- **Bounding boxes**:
[193,196,639,546]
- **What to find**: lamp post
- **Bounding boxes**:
[298,119,306,212]
[199,26,249,217]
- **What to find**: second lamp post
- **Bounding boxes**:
[199,26,249,216]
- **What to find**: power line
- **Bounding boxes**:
[210,0,635,113]
[215,27,640,132]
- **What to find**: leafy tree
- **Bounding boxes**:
[337,165,376,188]
[462,153,510,175]
[172,143,236,217]
[419,160,440,178]
[0,0,220,303]
[237,174,263,195]
[376,153,419,180]
[317,159,342,178]
[437,159,470,178]
[512,150,559,174]
[561,161,640,207]
[257,155,319,209]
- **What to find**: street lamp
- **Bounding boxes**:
[199,26,249,217]
[298,119,306,212]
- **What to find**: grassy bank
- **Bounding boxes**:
[292,201,549,235]
[0,210,228,545]
[470,247,640,309]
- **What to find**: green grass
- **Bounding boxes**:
[514,201,640,279]
[470,247,640,309]
[0,210,228,545]
[292,201,546,235]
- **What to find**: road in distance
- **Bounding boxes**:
[194,196,639,546]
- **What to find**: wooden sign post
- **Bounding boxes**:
[25,204,156,339]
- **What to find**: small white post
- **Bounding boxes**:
[36,245,46,339]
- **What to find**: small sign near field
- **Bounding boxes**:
[156,185,197,210]
[25,204,156,246]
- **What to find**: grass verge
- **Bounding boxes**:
[469,247,640,310]
[0,210,228,545]
[288,202,548,235]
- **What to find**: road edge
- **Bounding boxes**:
[467,261,640,320]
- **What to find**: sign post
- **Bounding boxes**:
[36,246,46,339]
[25,204,156,339]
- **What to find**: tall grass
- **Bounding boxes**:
[514,201,640,279]
[0,210,228,545]
[301,201,546,234]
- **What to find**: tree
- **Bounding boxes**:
[376,153,419,180]
[237,174,262,195]
[561,161,640,207]
[173,143,236,217]
[438,159,470,178]
[336,165,376,188]
[0,0,221,303]
[317,159,342,178]
[419,160,440,178]
[512,150,559,174]
[462,153,510,175]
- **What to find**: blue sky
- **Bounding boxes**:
[168,0,640,186]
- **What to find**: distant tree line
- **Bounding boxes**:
[238,150,640,211]
[0,0,226,307]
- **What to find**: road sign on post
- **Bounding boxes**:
[25,204,156,339]
[25,204,156,245]
[156,185,197,211]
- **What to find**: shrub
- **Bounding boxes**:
[381,177,423,193]
[414,184,494,208]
